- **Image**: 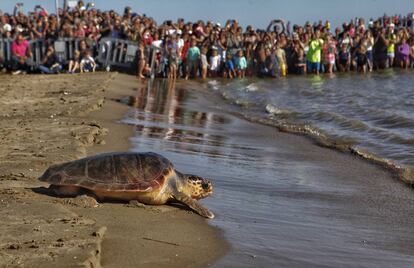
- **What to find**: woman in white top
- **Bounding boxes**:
[363,31,374,71]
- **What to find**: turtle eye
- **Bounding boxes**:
[201,182,209,190]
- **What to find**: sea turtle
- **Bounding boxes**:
[39,152,214,218]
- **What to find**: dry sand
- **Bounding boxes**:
[0,73,226,267]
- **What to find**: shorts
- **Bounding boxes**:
[357,59,367,66]
[187,60,199,71]
[340,59,348,66]
[366,50,373,62]
[83,62,94,71]
[307,61,320,72]
[387,52,395,58]
[399,55,409,62]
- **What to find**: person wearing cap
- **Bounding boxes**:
[11,32,32,74]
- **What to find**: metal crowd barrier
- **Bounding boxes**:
[97,37,139,68]
[0,38,46,67]
[96,38,160,76]
[0,39,12,61]
[53,38,98,64]
[0,37,158,73]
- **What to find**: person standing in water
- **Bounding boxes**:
[322,34,336,74]
[397,37,410,69]
[185,39,201,79]
[306,29,324,74]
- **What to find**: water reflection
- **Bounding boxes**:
[123,79,240,158]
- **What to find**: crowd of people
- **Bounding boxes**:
[1,1,414,78]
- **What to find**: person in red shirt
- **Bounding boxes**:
[11,33,32,74]
[180,33,191,78]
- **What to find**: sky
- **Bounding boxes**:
[0,0,412,29]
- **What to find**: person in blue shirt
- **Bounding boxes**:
[234,49,247,78]
[185,39,200,79]
[223,53,236,78]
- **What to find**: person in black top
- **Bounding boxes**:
[355,45,368,73]
[373,28,388,69]
[38,46,62,74]
[294,49,307,74]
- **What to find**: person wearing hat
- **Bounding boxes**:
[11,32,32,74]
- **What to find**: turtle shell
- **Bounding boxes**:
[39,152,174,192]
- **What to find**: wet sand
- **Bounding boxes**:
[122,77,414,267]
[0,73,226,267]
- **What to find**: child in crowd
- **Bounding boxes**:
[234,49,247,78]
[167,53,178,79]
[80,50,96,73]
[275,43,287,76]
[209,47,221,77]
[68,50,80,73]
[223,53,236,79]
[386,28,397,67]
[323,35,336,74]
[167,47,179,80]
[185,39,200,79]
[294,49,307,74]
[200,46,209,79]
[355,45,368,73]
[364,31,374,72]
[338,44,350,72]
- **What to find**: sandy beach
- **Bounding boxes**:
[0,73,226,267]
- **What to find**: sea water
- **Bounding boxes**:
[206,71,414,173]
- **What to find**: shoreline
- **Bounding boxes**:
[0,73,227,267]
[191,75,414,186]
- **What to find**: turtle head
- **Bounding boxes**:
[182,174,213,200]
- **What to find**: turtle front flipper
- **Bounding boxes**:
[174,192,215,219]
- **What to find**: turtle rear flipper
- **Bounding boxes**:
[174,192,215,219]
